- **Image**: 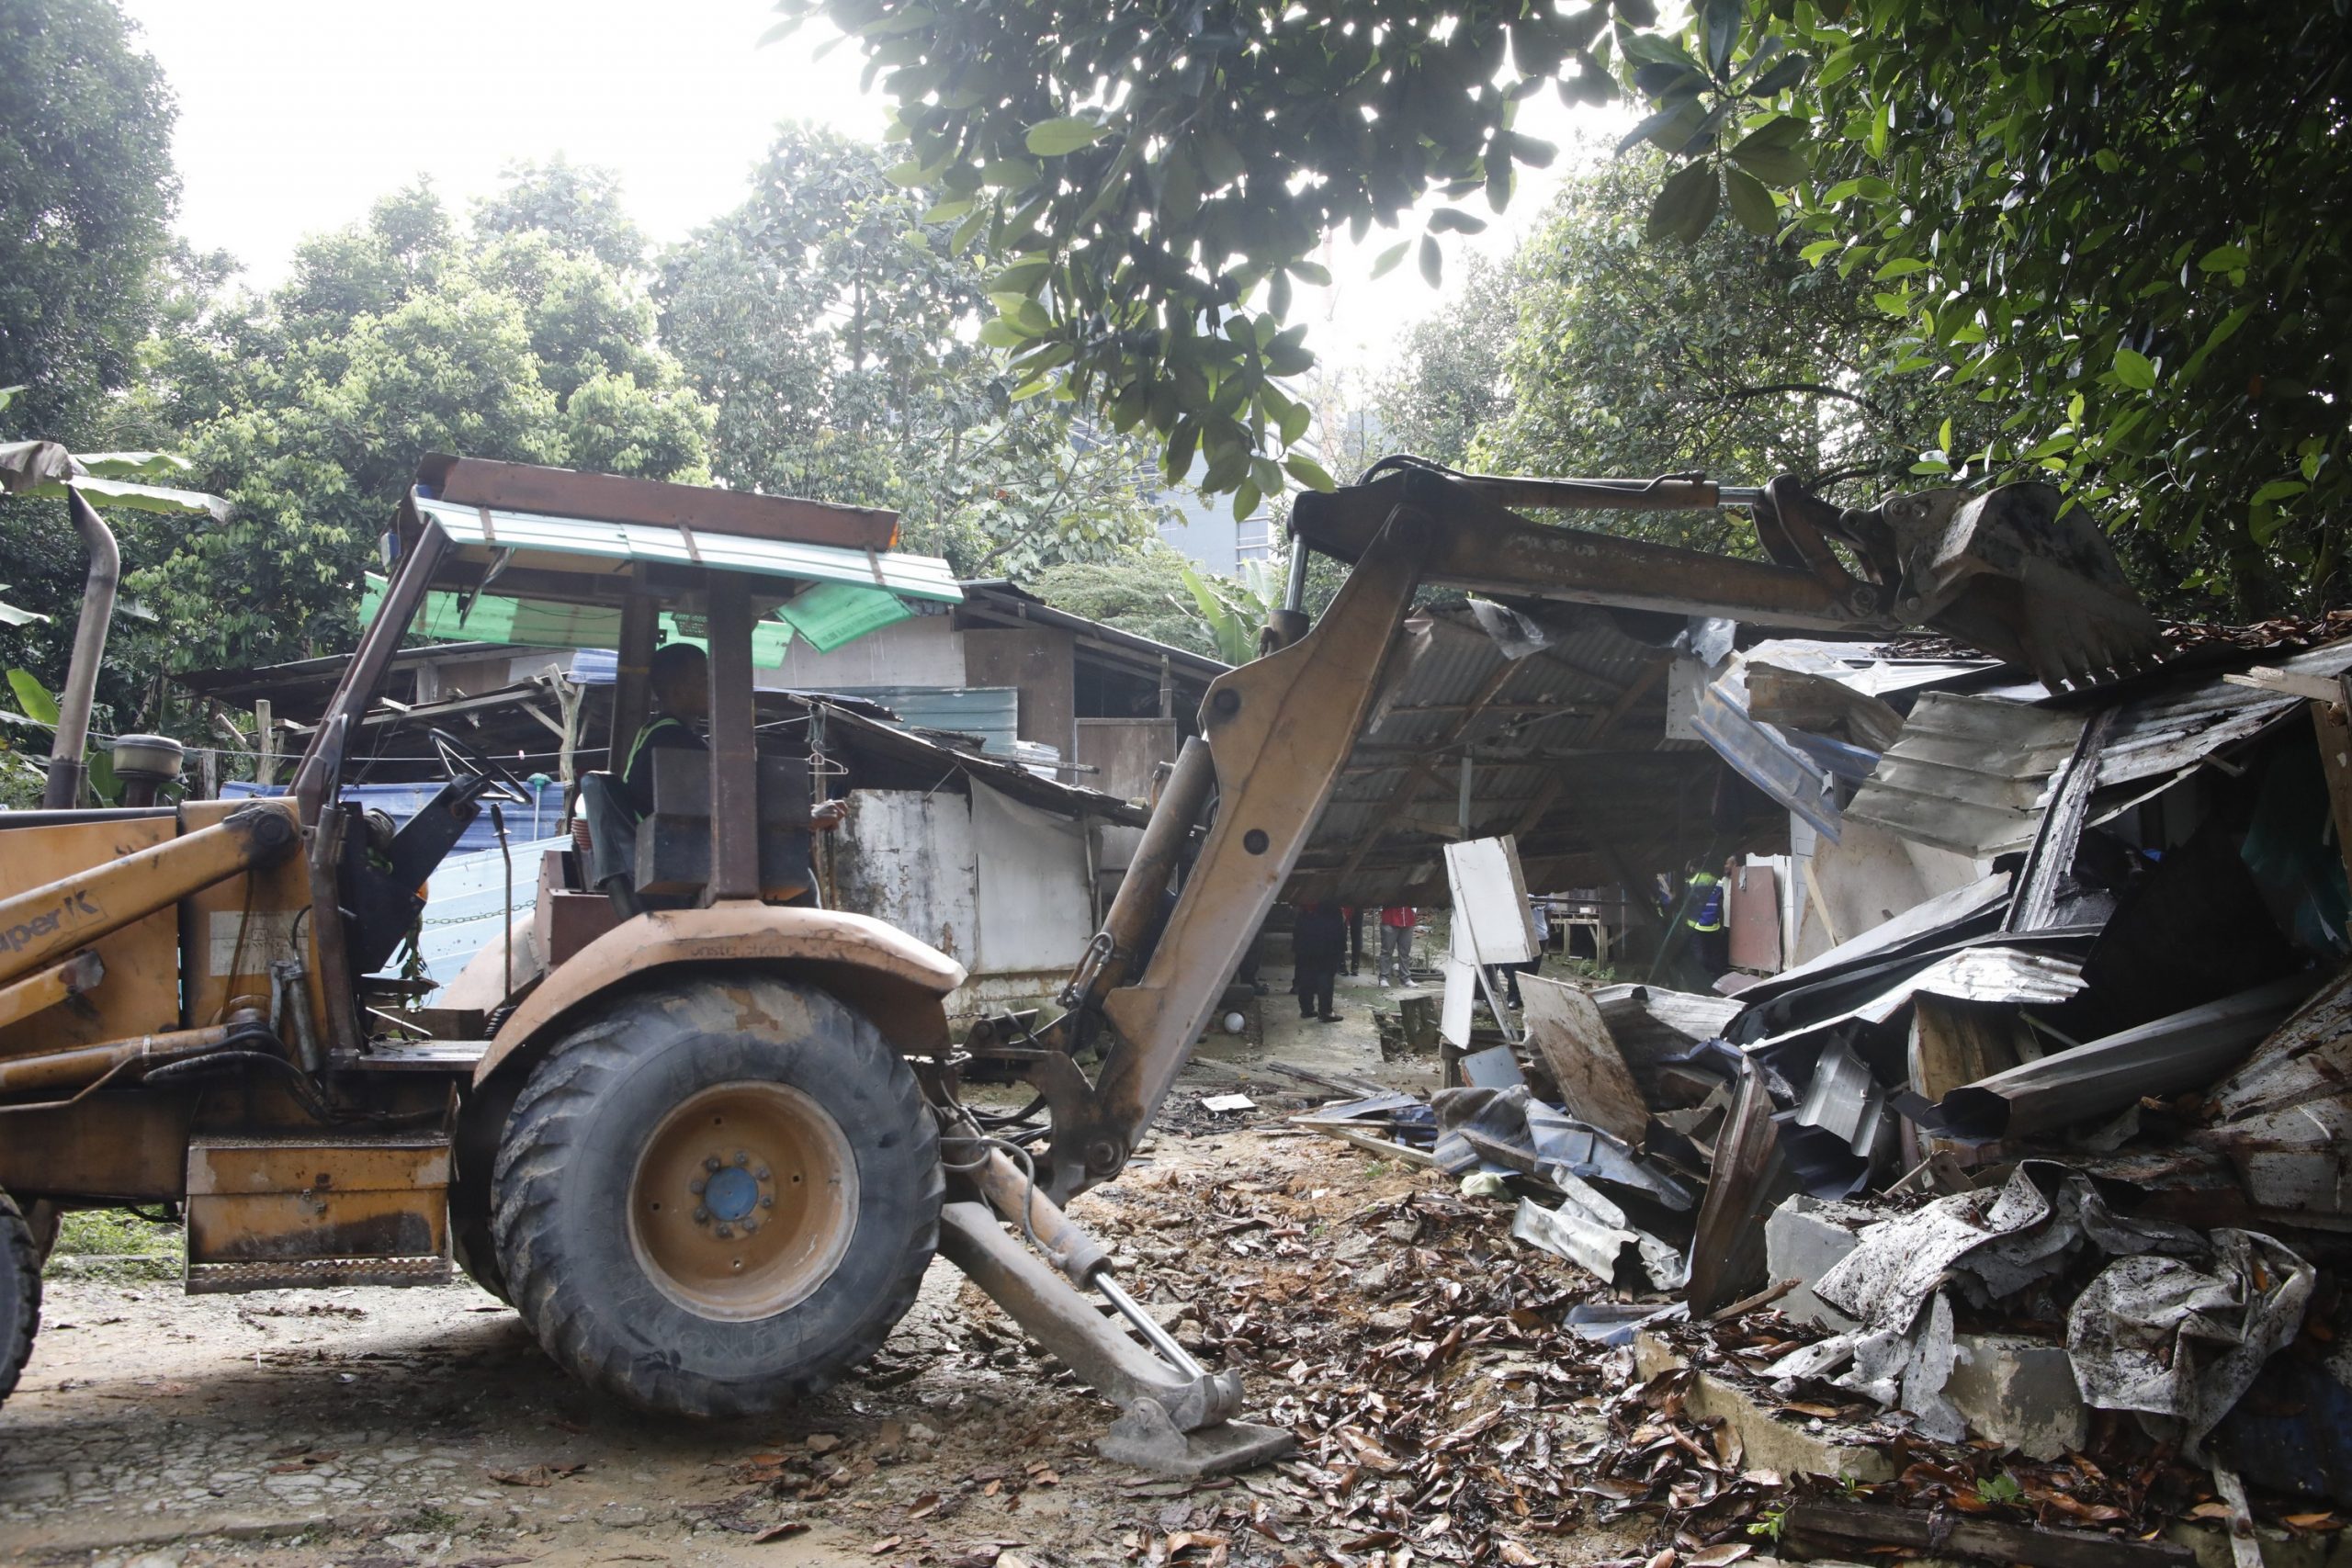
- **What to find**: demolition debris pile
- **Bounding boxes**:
[1295,629,2352,1561]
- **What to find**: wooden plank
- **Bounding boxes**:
[2225,666,2343,704]
[1783,1498,2194,1568]
[1309,1124,1437,1168]
[703,570,760,901]
[1518,973,1648,1144]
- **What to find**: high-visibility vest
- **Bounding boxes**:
[623,713,693,783]
[1686,872,1724,932]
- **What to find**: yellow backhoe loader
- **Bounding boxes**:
[0,449,2155,1474]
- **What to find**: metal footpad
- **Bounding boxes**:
[937,1199,1296,1478]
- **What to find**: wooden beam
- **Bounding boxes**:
[1580,651,1670,744]
[704,571,760,901]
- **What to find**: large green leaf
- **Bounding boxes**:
[6,668,59,727]
[1723,165,1779,234]
[1647,159,1721,243]
[1024,116,1107,156]
[2112,345,2159,391]
[1725,122,1808,186]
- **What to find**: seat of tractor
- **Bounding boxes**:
[575,746,816,917]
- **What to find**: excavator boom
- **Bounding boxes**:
[1011,462,2159,1201]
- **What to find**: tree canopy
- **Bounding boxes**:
[792,0,2352,614]
[657,124,1175,578]
[0,0,176,444]
[126,180,715,670]
[1375,147,1984,556]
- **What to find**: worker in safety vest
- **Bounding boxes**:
[622,641,847,831]
[1684,861,1729,976]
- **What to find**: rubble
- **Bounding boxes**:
[1289,622,2352,1564]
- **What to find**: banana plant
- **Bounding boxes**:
[1173,558,1280,667]
[0,667,119,806]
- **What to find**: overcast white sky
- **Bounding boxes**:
[122,0,1614,380]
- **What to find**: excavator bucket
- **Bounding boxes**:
[1888,482,2163,690]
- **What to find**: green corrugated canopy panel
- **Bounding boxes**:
[366,496,963,662]
[361,581,800,666]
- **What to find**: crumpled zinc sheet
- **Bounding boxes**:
[1767,1161,2307,1454]
[2067,1231,2313,1453]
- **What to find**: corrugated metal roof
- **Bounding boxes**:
[957,581,1229,683]
[1820,637,2352,864]
[1295,602,1742,904]
[416,497,963,603]
[830,685,1021,754]
[2093,638,2352,787]
[1844,693,2086,857]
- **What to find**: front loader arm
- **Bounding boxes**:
[1022,464,2157,1202]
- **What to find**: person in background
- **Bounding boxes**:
[1378,904,1417,986]
[1684,860,1729,976]
[1491,895,1551,1008]
[1292,898,1349,1022]
[622,641,709,818]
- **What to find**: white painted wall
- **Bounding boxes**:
[1785,814,1993,966]
[835,787,982,970]
[831,781,1098,1011]
[970,780,1096,976]
[759,614,967,693]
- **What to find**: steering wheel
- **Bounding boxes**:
[427,728,534,805]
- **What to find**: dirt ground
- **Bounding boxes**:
[1,971,1657,1568]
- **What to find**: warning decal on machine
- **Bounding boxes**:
[207,909,304,977]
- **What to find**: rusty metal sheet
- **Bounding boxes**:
[2197,965,2352,1213]
[1736,870,2014,1009]
[1518,973,1648,1145]
[1693,651,1843,840]
[1939,970,2324,1139]
[1682,1062,1789,1313]
[2093,640,2352,788]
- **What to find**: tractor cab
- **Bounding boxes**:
[302,455,966,1021]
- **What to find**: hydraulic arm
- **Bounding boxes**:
[1000,462,2158,1202]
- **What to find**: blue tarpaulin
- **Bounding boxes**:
[223,779,567,856]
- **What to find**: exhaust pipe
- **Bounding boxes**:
[40,487,119,809]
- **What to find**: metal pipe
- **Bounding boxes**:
[967,1145,1205,1379]
[970,1146,1109,1282]
[0,1022,235,1095]
[42,488,119,809]
[492,803,514,1004]
[1095,1269,1206,1378]
[1283,532,1310,613]
[1069,737,1216,1006]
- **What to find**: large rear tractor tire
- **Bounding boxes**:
[0,1190,43,1408]
[490,974,940,1419]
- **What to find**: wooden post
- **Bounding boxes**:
[611,581,658,779]
[254,699,274,787]
[703,570,759,902]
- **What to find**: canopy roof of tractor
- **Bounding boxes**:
[385,457,961,656]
